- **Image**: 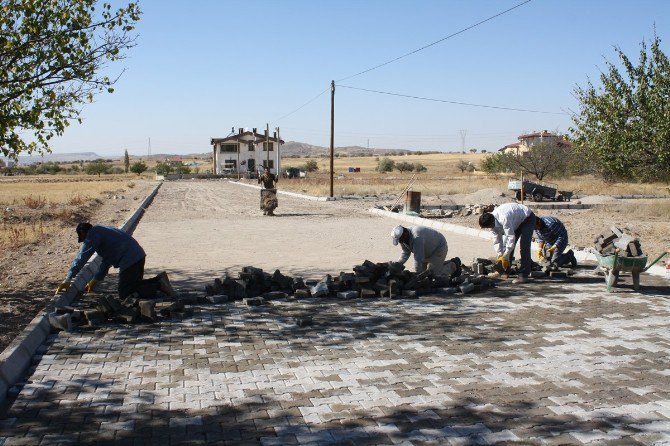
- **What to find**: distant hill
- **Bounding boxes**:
[3,152,107,165]
[2,142,415,166]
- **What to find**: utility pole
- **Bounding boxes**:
[329,80,335,198]
[459,129,467,153]
[265,123,270,170]
[275,127,281,177]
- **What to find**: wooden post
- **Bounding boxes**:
[330,80,335,198]
[237,142,240,180]
[265,123,270,170]
[212,144,216,175]
[276,127,280,180]
[520,170,524,204]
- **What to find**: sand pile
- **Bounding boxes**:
[448,188,513,205]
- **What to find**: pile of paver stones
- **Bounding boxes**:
[594,225,643,257]
[49,293,189,331]
[203,258,503,307]
[47,254,576,332]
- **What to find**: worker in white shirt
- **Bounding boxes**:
[478,203,535,284]
[390,225,449,275]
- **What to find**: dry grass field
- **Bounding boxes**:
[0,177,135,249]
[280,153,670,198]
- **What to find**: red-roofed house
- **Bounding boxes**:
[499,131,571,155]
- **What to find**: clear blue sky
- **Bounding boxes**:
[46,0,669,156]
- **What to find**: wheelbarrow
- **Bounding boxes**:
[595,250,668,292]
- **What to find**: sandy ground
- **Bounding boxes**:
[132,181,493,290]
[0,180,156,352]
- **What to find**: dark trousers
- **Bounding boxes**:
[118,257,161,299]
[511,212,535,277]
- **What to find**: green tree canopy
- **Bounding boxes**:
[395,161,414,173]
[129,161,147,175]
[84,160,110,177]
[124,149,130,173]
[570,31,670,182]
[155,162,173,176]
[376,157,395,173]
[0,0,141,160]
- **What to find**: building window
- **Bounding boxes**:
[248,142,255,151]
[262,160,274,169]
[224,160,237,169]
[263,142,273,151]
[220,144,237,153]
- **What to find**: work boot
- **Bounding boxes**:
[568,250,578,268]
[158,272,175,297]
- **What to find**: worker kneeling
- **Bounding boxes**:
[56,223,175,299]
[535,216,577,268]
[391,225,448,275]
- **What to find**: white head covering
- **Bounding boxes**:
[391,225,404,246]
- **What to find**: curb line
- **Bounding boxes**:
[0,181,163,407]
[229,180,336,201]
[368,208,668,278]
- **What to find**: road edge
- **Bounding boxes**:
[0,181,163,407]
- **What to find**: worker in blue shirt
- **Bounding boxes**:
[534,216,577,268]
[56,223,175,298]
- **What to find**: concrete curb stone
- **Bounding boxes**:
[0,181,163,406]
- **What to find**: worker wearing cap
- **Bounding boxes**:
[56,223,174,298]
[479,203,535,284]
[535,216,577,268]
[391,225,448,274]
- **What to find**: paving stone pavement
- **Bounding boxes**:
[1,274,670,445]
[2,182,670,445]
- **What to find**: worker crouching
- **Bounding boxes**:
[391,225,449,275]
[56,223,175,299]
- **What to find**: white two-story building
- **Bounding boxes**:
[210,129,283,175]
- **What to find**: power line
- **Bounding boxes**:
[274,86,330,122]
[336,0,533,82]
[338,84,569,115]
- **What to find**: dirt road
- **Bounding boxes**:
[132,181,493,288]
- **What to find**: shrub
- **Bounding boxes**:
[303,160,319,172]
[23,195,47,209]
[376,157,395,173]
[130,161,148,175]
[155,162,173,176]
[395,161,415,173]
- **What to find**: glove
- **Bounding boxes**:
[84,279,99,293]
[497,255,511,271]
[537,243,545,262]
[56,281,71,293]
[546,245,557,255]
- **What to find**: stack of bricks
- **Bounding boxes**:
[594,226,643,257]
[203,257,498,303]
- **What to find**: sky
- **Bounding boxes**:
[43,0,669,156]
